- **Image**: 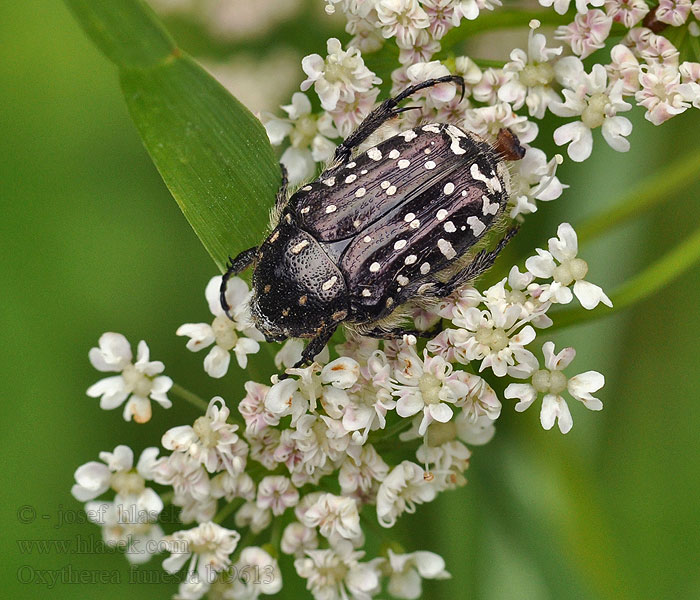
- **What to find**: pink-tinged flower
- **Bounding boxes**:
[471,68,509,104]
[399,30,441,65]
[300,493,362,543]
[86,333,172,423]
[347,13,386,53]
[526,223,612,310]
[301,38,381,111]
[508,146,565,218]
[463,102,539,144]
[551,62,632,161]
[281,522,319,557]
[505,341,604,434]
[375,0,430,48]
[499,20,563,119]
[229,547,283,597]
[238,380,279,434]
[636,63,696,125]
[555,9,612,59]
[680,61,700,83]
[235,501,272,534]
[162,397,247,476]
[176,276,262,378]
[538,0,604,15]
[256,475,300,516]
[329,87,380,137]
[338,444,389,501]
[151,452,211,502]
[656,0,692,25]
[604,0,649,28]
[607,44,641,94]
[453,0,502,22]
[422,0,457,39]
[624,28,680,66]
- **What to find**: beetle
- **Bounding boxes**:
[221,75,524,369]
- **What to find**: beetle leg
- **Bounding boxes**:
[431,227,519,298]
[275,162,289,211]
[286,327,337,371]
[220,247,258,319]
[333,75,466,163]
[361,321,442,340]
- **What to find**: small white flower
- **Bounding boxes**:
[509,146,565,218]
[472,68,509,104]
[604,0,649,28]
[86,491,164,564]
[235,501,272,534]
[231,546,283,596]
[376,461,436,527]
[551,62,632,161]
[498,20,563,119]
[177,276,262,378]
[505,341,604,433]
[281,522,319,557]
[210,471,256,502]
[636,63,696,125]
[526,223,613,310]
[87,333,172,423]
[375,0,430,48]
[339,444,390,501]
[300,493,362,543]
[406,61,458,103]
[606,44,641,95]
[455,412,497,445]
[462,102,539,145]
[152,452,210,502]
[295,540,380,600]
[162,521,240,584]
[656,0,692,25]
[239,380,280,434]
[175,493,217,525]
[538,0,604,15]
[256,475,299,516]
[71,445,158,501]
[301,38,381,111]
[384,549,450,599]
[162,397,247,475]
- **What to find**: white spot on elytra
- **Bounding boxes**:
[362,289,371,297]
[301,206,310,214]
[410,219,420,229]
[446,125,467,155]
[461,226,466,231]
[468,216,486,236]
[444,221,457,233]
[425,160,436,170]
[302,185,312,191]
[363,235,372,243]
[444,182,455,194]
[420,262,430,274]
[370,262,381,272]
[322,177,335,186]
[422,124,441,133]
[424,148,431,155]
[353,219,361,227]
[322,276,337,291]
[470,163,502,193]
[346,161,356,169]
[404,212,415,222]
[405,255,417,265]
[482,195,499,215]
[345,174,357,183]
[389,149,400,159]
[437,238,456,260]
[380,180,390,189]
[436,209,448,221]
[291,240,309,254]
[397,275,409,286]
[394,239,407,250]
[361,169,368,175]
[367,147,382,161]
[386,185,397,195]
[398,159,410,169]
[326,204,337,213]
[461,190,467,196]
[400,130,417,141]
[355,187,366,197]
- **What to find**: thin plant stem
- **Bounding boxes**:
[171,383,209,412]
[214,498,244,525]
[549,225,700,330]
[576,149,700,244]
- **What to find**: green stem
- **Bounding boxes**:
[170,383,209,412]
[214,498,244,525]
[577,149,700,244]
[550,225,700,330]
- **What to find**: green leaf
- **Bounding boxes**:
[65,0,280,271]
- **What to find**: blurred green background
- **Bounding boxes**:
[2,1,699,599]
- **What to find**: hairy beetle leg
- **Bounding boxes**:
[333,75,466,163]
[275,162,289,211]
[220,247,258,319]
[287,327,338,370]
[361,320,443,340]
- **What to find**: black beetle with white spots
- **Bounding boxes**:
[221,76,525,368]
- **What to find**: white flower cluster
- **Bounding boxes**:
[74,0,700,598]
[77,220,609,599]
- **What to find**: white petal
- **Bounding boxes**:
[540,394,573,433]
[568,371,604,410]
[176,323,215,352]
[504,383,537,411]
[573,280,613,309]
[601,116,632,152]
[203,346,231,378]
[553,121,593,162]
[396,393,424,418]
[525,250,556,278]
[429,402,453,423]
